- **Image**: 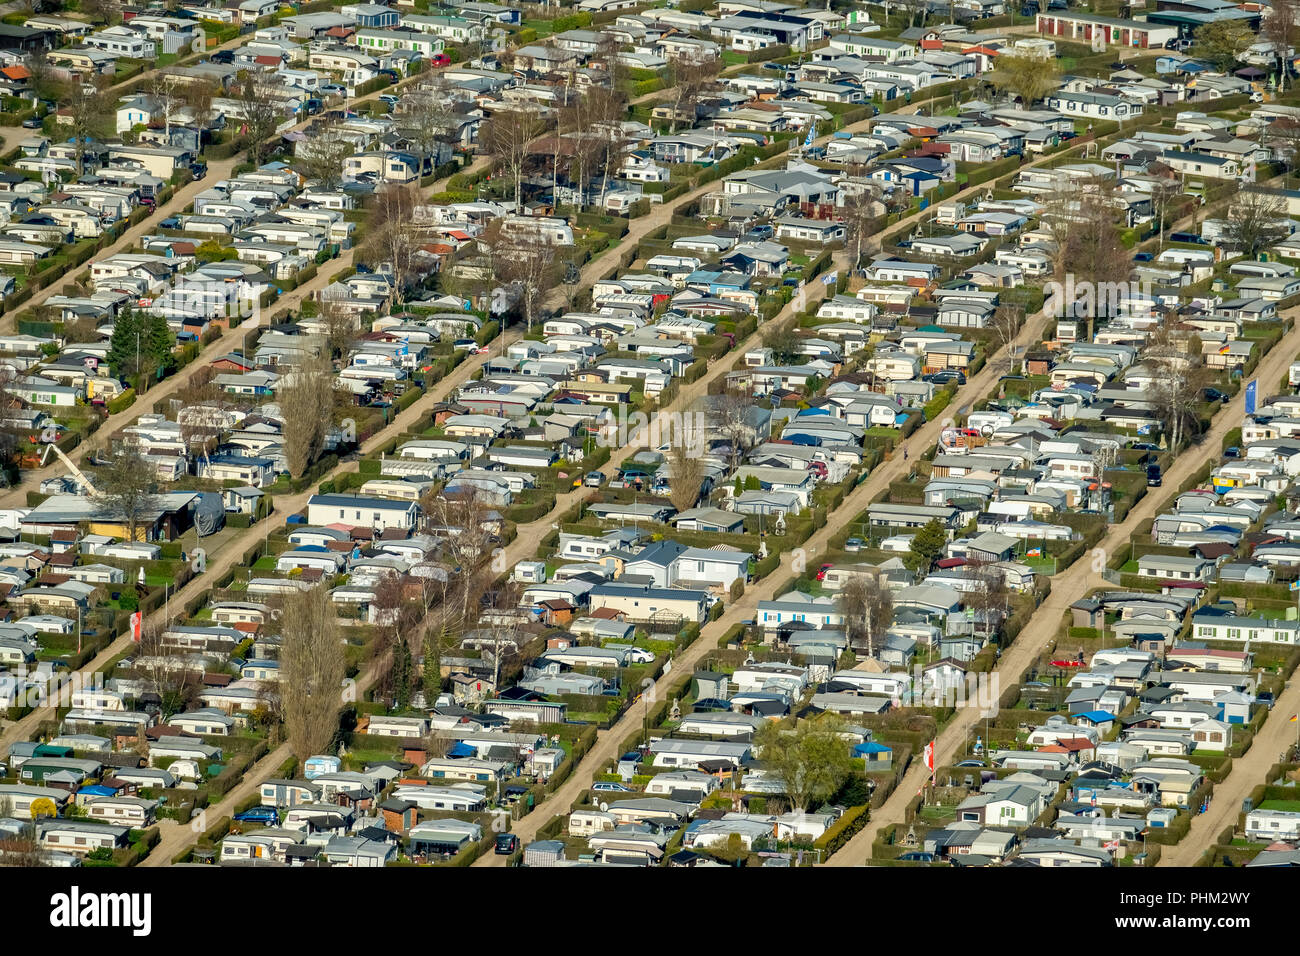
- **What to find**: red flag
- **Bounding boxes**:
[923,739,935,773]
[130,611,142,643]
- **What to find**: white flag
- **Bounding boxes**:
[923,739,935,772]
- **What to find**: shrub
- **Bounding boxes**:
[814,805,870,855]
[106,389,136,414]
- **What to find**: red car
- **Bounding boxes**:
[815,563,833,581]
[429,53,451,67]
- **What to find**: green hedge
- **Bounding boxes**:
[814,804,870,855]
[106,389,136,415]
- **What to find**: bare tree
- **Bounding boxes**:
[841,188,879,272]
[147,72,184,139]
[1263,0,1298,92]
[1148,353,1210,452]
[279,584,346,761]
[235,69,289,168]
[667,438,705,515]
[482,581,522,696]
[0,811,47,867]
[130,617,203,719]
[836,573,894,658]
[1146,170,1184,252]
[180,78,218,130]
[964,560,1010,642]
[63,80,113,177]
[318,296,359,359]
[177,399,229,467]
[97,447,160,542]
[396,83,462,173]
[299,113,352,189]
[711,390,757,473]
[362,183,425,306]
[667,54,722,132]
[588,85,630,209]
[368,572,423,707]
[988,303,1023,365]
[495,229,558,333]
[421,486,497,626]
[480,107,545,210]
[275,351,337,478]
[1224,189,1289,259]
[1048,180,1132,338]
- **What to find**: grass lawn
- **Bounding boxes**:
[1258,800,1300,812]
[918,805,956,824]
[1253,606,1295,620]
[520,19,556,36]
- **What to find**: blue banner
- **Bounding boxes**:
[1246,379,1257,415]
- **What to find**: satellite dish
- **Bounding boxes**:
[599,802,609,813]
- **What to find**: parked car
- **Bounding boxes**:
[494,833,518,854]
[189,163,208,180]
[844,537,865,552]
[927,370,966,386]
[160,216,181,229]
[234,807,279,825]
[1224,446,1242,458]
[1133,251,1154,262]
[429,53,451,67]
[1258,691,1275,709]
[1202,387,1229,403]
[452,338,477,350]
[1169,231,1208,245]
[898,851,935,862]
[378,69,401,83]
[210,49,234,64]
[1146,464,1163,487]
[21,117,42,129]
[592,782,632,792]
[583,471,605,487]
[815,562,833,581]
[626,647,655,664]
[747,223,774,240]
